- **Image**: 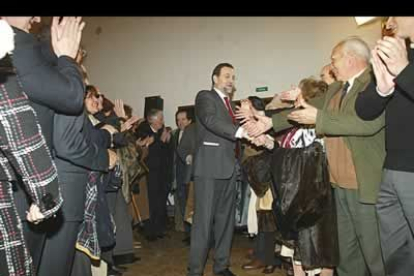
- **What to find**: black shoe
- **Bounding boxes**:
[262,265,279,274]
[146,234,157,241]
[107,267,123,276]
[214,268,237,276]
[182,236,191,246]
[112,265,127,273]
[114,254,141,266]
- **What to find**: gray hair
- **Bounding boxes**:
[147,109,162,120]
[336,36,371,63]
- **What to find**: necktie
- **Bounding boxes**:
[339,81,350,108]
[224,97,236,124]
[224,97,240,158]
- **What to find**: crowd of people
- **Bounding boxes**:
[1,16,414,276]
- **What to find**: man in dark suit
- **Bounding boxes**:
[136,109,172,241]
[188,63,248,276]
[3,16,86,271]
[173,110,193,243]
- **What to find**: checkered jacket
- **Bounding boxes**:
[0,65,63,275]
[0,70,63,218]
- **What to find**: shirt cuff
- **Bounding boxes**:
[235,127,245,138]
[376,86,394,97]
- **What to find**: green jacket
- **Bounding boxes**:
[272,69,385,204]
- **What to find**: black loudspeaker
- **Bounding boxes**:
[144,96,164,118]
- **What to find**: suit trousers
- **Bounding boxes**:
[37,216,81,276]
[145,169,168,237]
[376,169,414,276]
[177,181,191,233]
[188,164,238,276]
[334,187,385,276]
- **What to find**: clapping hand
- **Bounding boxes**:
[121,116,141,132]
[287,96,318,125]
[51,17,85,59]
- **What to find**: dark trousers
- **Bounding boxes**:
[334,187,385,276]
[188,166,238,276]
[112,191,134,256]
[146,170,168,237]
[254,232,281,266]
[37,217,81,276]
[177,181,191,233]
[376,169,414,276]
[22,222,46,273]
[70,250,92,276]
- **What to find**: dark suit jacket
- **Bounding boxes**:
[12,27,84,149]
[11,27,85,219]
[136,121,165,169]
[176,123,197,183]
[136,121,173,185]
[193,89,239,179]
[53,111,109,221]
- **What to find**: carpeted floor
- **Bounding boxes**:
[122,227,287,276]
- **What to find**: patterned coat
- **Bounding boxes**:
[0,58,62,276]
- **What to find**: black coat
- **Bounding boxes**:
[11,27,85,220]
[53,112,109,221]
[136,121,169,169]
[11,27,84,149]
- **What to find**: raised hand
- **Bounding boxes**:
[51,17,85,59]
[287,97,318,125]
[243,114,273,137]
[121,115,141,132]
[114,99,126,119]
[266,92,294,110]
[371,49,396,95]
[235,105,255,124]
[376,36,409,76]
[280,86,301,102]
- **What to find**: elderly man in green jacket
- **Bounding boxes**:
[241,37,386,276]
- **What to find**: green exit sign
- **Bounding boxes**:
[256,86,268,92]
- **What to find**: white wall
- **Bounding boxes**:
[81,17,381,127]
